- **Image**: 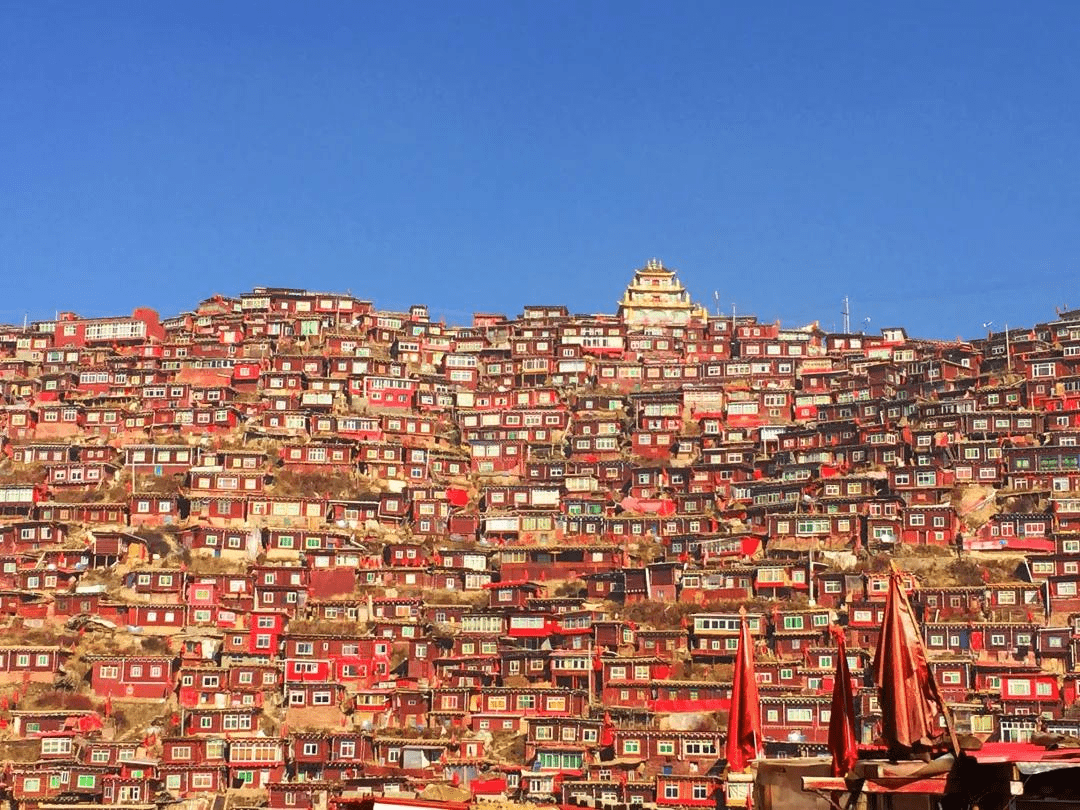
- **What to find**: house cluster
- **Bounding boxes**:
[0,261,1079,808]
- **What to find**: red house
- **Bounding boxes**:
[89,655,176,699]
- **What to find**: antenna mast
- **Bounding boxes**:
[842,297,850,333]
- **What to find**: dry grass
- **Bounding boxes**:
[24,689,96,712]
[487,730,527,764]
[947,556,1025,586]
[109,698,174,740]
[184,555,249,575]
[0,462,47,485]
[271,469,380,500]
[619,600,700,630]
[63,477,130,503]
[420,589,488,608]
[2,623,66,647]
[130,472,184,495]
[132,527,181,559]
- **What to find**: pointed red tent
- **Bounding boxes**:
[725,610,762,771]
[827,627,858,777]
[872,569,958,757]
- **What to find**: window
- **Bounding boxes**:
[41,738,72,755]
[1032,362,1056,378]
[683,740,717,756]
[191,773,215,789]
[546,695,567,712]
[664,785,680,800]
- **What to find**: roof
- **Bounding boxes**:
[966,742,1080,765]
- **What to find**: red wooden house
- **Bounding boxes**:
[129,494,185,526]
[999,672,1062,718]
[968,512,1054,553]
[183,706,261,737]
[689,612,766,662]
[89,655,176,699]
[901,504,960,546]
[280,442,356,472]
[0,645,66,684]
[226,737,287,788]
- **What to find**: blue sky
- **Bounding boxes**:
[2,2,1078,337]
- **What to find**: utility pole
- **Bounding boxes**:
[1005,323,1012,373]
[842,297,850,334]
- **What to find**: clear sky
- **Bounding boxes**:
[2,2,1079,338]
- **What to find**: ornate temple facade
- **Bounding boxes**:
[617,258,707,327]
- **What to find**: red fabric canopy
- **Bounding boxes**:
[872,570,956,756]
[970,630,984,651]
[653,698,729,713]
[76,714,104,733]
[471,777,508,794]
[600,712,615,747]
[445,488,470,507]
[725,613,763,771]
[827,628,858,777]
